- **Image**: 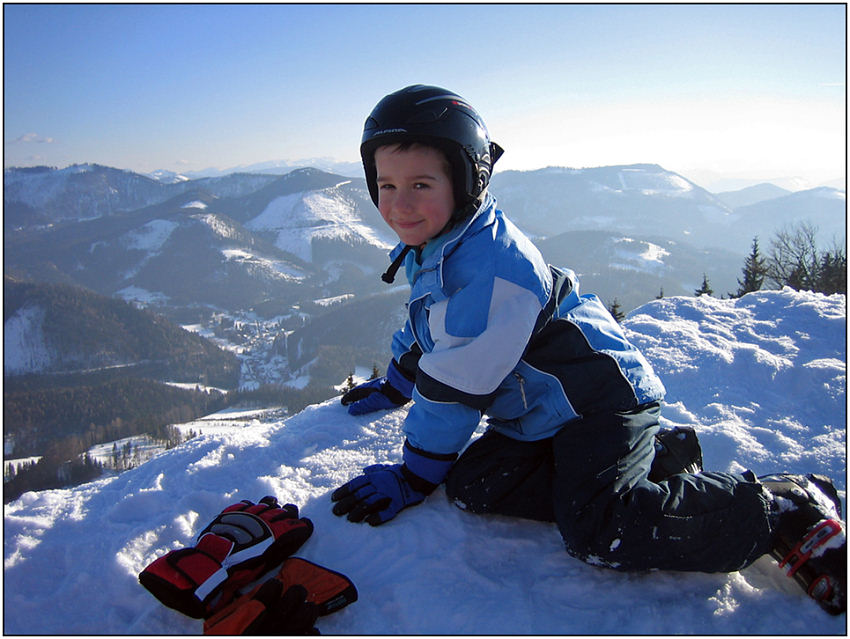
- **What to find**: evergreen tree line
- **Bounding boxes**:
[745,222,844,296]
[4,453,105,503]
[608,221,846,320]
[3,377,227,502]
[703,222,845,298]
[4,377,228,457]
[229,382,340,414]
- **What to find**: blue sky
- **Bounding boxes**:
[3,4,845,187]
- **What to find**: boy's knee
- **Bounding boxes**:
[444,464,492,513]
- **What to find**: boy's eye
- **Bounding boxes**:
[378,183,395,190]
[413,182,430,189]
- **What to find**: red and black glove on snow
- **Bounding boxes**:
[139,496,314,619]
[203,557,358,635]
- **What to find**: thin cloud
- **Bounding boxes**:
[7,132,55,144]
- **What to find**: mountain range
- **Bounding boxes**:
[4,161,845,390]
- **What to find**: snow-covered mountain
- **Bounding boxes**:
[734,187,847,248]
[490,164,735,244]
[5,162,844,371]
[4,167,397,314]
[536,230,743,310]
[176,158,364,180]
[4,164,166,228]
[145,169,190,184]
[489,164,845,254]
[715,182,792,209]
[241,175,395,264]
[4,288,845,634]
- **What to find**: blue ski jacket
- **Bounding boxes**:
[390,193,666,456]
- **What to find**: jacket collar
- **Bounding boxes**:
[385,193,497,293]
[387,192,497,266]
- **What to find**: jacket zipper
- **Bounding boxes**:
[514,372,528,410]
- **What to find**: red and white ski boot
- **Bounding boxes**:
[760,473,846,615]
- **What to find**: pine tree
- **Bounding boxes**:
[695,274,713,297]
[369,364,381,380]
[817,247,847,295]
[734,237,768,297]
[655,288,664,299]
[608,298,625,323]
[343,373,355,393]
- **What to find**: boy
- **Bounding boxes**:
[331,85,845,614]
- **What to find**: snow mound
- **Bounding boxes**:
[4,289,846,634]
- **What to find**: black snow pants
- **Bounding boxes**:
[444,402,776,573]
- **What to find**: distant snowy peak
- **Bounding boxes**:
[4,164,163,222]
[246,184,393,262]
[807,186,845,200]
[539,164,700,198]
[602,166,697,198]
[715,183,792,209]
[147,169,190,184]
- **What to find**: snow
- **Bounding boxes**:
[194,213,239,241]
[246,187,394,262]
[3,289,846,634]
[314,293,355,307]
[619,167,696,197]
[220,249,306,282]
[611,237,670,273]
[122,219,178,252]
[115,286,171,307]
[3,304,53,374]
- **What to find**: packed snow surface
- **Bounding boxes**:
[4,288,846,634]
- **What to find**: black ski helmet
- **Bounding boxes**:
[360,84,504,213]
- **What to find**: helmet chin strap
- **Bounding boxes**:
[381,244,414,283]
[380,197,484,284]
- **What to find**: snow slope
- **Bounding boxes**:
[246,184,393,263]
[4,288,846,634]
[3,304,53,374]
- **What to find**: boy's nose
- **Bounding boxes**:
[393,190,414,213]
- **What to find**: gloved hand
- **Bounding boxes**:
[331,441,456,525]
[203,557,358,635]
[139,497,314,619]
[341,359,414,415]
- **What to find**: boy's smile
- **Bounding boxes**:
[374,144,455,247]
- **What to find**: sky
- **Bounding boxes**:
[3,3,846,189]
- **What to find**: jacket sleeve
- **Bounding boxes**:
[390,319,422,379]
[403,275,545,455]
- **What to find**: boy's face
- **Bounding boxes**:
[374,144,455,247]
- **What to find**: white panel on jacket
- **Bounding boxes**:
[419,276,542,396]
